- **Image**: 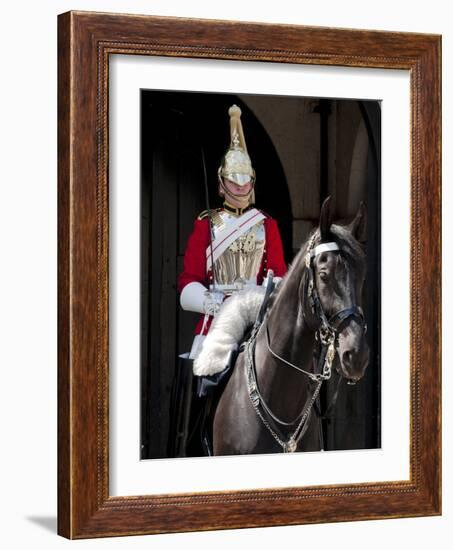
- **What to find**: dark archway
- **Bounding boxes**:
[140,90,292,458]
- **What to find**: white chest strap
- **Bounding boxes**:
[206,208,266,270]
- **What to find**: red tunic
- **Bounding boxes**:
[178,211,287,334]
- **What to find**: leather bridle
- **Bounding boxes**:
[245,235,367,452]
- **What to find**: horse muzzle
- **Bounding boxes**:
[337,343,370,382]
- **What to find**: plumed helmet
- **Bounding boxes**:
[218,105,256,186]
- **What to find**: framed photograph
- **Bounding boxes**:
[137,89,381,462]
[58,11,441,538]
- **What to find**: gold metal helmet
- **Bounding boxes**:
[218,105,256,203]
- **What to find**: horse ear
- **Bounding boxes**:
[348,201,367,243]
[319,196,333,240]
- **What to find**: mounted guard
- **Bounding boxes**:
[171,104,287,456]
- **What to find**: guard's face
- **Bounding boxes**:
[223,178,252,196]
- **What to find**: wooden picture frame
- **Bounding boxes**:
[58,11,441,539]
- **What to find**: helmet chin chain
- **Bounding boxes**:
[218,176,255,207]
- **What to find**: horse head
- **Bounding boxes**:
[306,197,370,383]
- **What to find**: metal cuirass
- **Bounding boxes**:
[211,210,265,286]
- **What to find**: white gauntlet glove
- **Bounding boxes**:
[180,282,225,315]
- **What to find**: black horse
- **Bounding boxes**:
[212,197,370,455]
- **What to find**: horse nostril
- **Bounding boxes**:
[341,345,369,378]
[342,349,356,368]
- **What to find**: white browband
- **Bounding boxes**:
[310,242,340,258]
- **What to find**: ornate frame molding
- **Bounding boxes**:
[58,11,441,538]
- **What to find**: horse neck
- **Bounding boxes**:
[265,263,314,362]
[253,263,317,418]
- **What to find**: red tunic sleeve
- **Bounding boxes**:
[178,218,210,293]
[264,217,287,277]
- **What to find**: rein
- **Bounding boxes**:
[245,236,366,453]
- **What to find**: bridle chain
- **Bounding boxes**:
[246,236,364,453]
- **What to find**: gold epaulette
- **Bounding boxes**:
[197,209,212,220]
[197,208,224,227]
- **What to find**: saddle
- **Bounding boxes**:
[197,273,275,399]
[194,274,276,455]
[170,275,276,457]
